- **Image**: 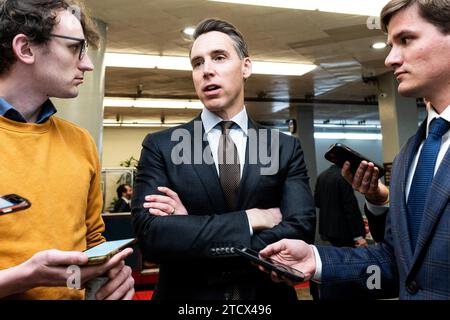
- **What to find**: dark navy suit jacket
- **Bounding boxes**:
[132,116,316,300]
[317,119,450,299]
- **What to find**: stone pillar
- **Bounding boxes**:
[290,104,318,190]
[53,19,107,155]
[378,72,418,163]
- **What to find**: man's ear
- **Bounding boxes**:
[242,57,252,80]
[12,34,36,65]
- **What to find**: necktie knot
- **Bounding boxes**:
[429,117,450,138]
[220,121,235,134]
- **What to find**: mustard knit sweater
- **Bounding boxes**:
[0,115,105,299]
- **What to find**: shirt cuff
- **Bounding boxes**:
[248,219,253,236]
[366,200,390,216]
[310,245,322,283]
[353,236,364,241]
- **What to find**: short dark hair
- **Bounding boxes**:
[191,18,249,59]
[116,184,130,198]
[0,0,99,75]
[381,0,450,33]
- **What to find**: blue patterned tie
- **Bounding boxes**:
[407,117,450,250]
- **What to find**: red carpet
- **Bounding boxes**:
[132,281,310,300]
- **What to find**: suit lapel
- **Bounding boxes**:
[412,134,450,266]
[396,120,427,266]
[235,119,262,209]
[189,117,227,211]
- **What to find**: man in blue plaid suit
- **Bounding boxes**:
[259,0,450,300]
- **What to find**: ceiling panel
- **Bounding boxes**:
[85,0,392,125]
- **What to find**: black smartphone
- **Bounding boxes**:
[324,143,386,178]
[0,194,31,215]
[84,238,136,265]
[235,246,305,283]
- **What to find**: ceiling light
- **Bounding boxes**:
[314,132,382,140]
[252,61,316,76]
[209,0,390,16]
[105,53,316,76]
[183,27,196,36]
[103,120,180,128]
[105,53,192,71]
[371,42,387,49]
[103,97,204,109]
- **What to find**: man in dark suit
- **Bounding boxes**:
[260,0,450,299]
[131,18,316,300]
[112,184,132,213]
[315,165,367,248]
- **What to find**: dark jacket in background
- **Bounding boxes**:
[315,164,365,245]
[112,198,131,213]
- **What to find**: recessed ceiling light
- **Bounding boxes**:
[371,42,387,49]
[183,27,195,36]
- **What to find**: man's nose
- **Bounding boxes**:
[202,60,215,77]
[385,47,402,69]
[79,54,94,72]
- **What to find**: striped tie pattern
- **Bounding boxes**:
[407,117,450,250]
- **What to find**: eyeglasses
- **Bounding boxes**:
[49,33,88,60]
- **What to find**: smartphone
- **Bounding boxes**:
[84,238,136,265]
[235,246,305,283]
[324,143,386,178]
[0,194,31,215]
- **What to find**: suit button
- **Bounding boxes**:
[406,281,418,295]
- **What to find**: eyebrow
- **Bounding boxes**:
[190,49,229,64]
[388,29,416,45]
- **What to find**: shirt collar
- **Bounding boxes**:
[0,97,57,124]
[201,106,248,135]
[426,103,450,135]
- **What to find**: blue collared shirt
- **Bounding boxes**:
[0,97,57,124]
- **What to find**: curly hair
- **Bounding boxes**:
[0,0,99,75]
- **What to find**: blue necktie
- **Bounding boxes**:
[407,117,450,250]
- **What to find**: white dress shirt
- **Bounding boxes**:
[314,104,450,283]
[201,107,248,178]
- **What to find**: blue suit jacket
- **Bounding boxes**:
[317,119,450,299]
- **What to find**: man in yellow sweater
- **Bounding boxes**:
[0,0,135,299]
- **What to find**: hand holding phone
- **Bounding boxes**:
[83,238,136,265]
[0,194,31,214]
[324,143,385,178]
[235,246,305,283]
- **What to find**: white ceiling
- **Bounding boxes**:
[84,0,394,127]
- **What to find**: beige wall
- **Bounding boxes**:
[102,127,160,167]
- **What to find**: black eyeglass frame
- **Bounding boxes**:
[49,33,88,60]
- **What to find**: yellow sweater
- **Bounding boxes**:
[0,115,105,299]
